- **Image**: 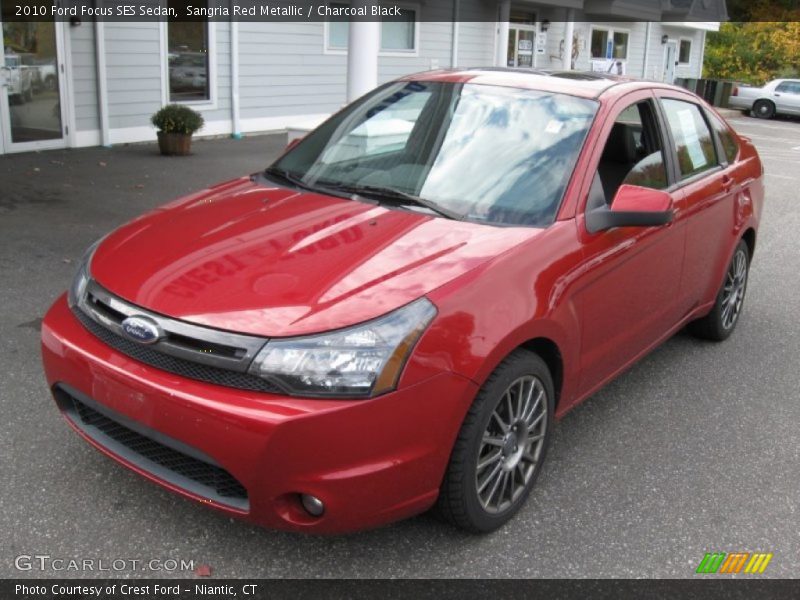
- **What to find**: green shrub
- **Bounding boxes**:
[151,104,204,135]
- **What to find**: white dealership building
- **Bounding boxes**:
[0,0,724,155]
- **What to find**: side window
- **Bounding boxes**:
[661,99,718,179]
[775,81,793,93]
[591,100,669,209]
[706,112,739,164]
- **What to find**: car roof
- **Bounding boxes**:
[402,67,685,100]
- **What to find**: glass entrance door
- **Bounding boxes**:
[0,12,66,153]
[507,27,536,68]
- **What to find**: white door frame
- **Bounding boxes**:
[0,14,70,154]
[508,23,536,68]
[662,40,678,84]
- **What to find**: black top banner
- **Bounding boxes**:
[2,0,799,23]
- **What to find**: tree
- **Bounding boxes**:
[704,7,800,84]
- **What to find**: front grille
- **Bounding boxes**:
[72,307,281,394]
[55,385,249,511]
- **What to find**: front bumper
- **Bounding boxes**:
[42,295,477,533]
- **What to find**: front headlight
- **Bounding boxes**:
[67,239,102,308]
[248,298,437,398]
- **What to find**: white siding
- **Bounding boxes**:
[455,1,495,67]
[55,2,714,149]
[238,21,346,120]
[68,23,99,133]
[103,22,162,130]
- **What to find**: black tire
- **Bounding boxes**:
[436,349,554,533]
[688,239,750,341]
[752,99,775,119]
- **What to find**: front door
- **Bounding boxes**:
[0,12,67,154]
[662,41,677,84]
[573,92,687,397]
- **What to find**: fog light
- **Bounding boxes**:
[301,494,325,517]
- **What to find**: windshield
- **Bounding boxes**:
[270,81,597,227]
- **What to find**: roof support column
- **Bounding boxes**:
[562,10,575,70]
[346,3,380,103]
[495,0,511,67]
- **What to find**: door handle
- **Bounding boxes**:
[721,174,735,192]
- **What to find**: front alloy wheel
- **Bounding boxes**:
[476,376,547,514]
[436,349,554,533]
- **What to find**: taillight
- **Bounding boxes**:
[732,86,738,96]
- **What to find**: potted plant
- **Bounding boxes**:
[151,104,204,156]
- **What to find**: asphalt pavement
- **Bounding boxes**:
[1,117,799,579]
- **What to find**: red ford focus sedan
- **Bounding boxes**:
[41,69,763,534]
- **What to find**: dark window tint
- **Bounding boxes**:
[706,112,739,164]
[593,100,668,208]
[661,99,718,179]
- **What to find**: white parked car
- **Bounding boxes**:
[2,54,34,103]
[728,78,800,119]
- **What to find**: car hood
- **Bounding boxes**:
[90,177,539,337]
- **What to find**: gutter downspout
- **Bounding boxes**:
[230,21,242,139]
[94,19,110,147]
[450,0,460,68]
[562,11,575,70]
[642,21,652,79]
[698,30,707,79]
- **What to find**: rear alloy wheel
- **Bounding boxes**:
[436,349,553,533]
[688,239,750,341]
[752,99,775,119]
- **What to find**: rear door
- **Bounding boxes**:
[656,91,737,310]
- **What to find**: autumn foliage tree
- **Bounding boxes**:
[704,2,800,84]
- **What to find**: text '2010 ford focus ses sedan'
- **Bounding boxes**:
[42,69,764,534]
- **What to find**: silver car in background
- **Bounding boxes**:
[728,79,800,119]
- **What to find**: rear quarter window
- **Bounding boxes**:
[706,112,739,164]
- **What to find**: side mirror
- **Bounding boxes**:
[586,184,674,234]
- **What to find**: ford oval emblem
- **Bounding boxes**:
[120,315,162,345]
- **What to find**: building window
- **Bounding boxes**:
[590,27,629,60]
[679,39,692,64]
[167,7,210,102]
[326,2,419,54]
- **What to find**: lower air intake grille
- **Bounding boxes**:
[55,385,249,511]
[72,307,280,394]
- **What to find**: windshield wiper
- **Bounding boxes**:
[262,167,316,192]
[324,183,465,221]
[261,167,352,200]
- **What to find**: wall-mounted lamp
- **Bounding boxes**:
[540,20,550,32]
[661,34,669,44]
